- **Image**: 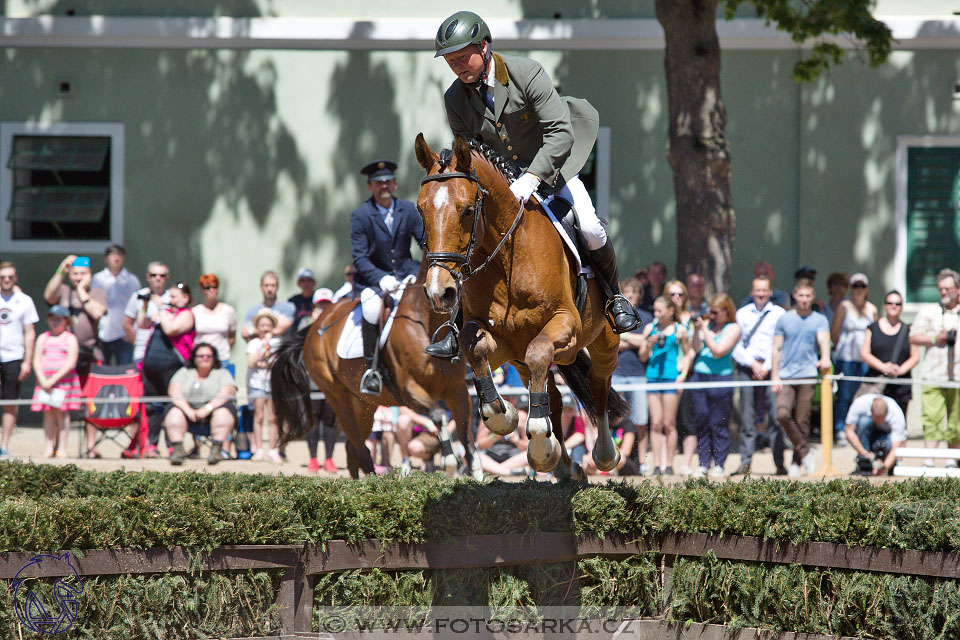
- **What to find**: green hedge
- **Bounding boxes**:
[5,462,960,639]
[3,461,960,552]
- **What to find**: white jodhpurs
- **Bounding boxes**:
[360,287,383,324]
[546,174,606,250]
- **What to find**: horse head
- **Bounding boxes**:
[415,133,488,314]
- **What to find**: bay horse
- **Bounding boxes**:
[414,134,627,479]
[271,265,478,479]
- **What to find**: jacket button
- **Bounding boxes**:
[496,122,501,127]
[513,155,518,160]
[507,145,513,151]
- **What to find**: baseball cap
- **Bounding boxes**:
[849,273,869,286]
[296,268,315,281]
[71,256,91,269]
[103,244,125,256]
[48,305,70,318]
[312,288,334,305]
[794,265,817,279]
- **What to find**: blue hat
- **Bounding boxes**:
[71,256,91,269]
[296,267,316,281]
[48,305,70,318]
[361,160,397,182]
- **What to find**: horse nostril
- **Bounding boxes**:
[441,286,458,308]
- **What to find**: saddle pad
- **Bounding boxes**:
[538,195,591,276]
[335,275,415,360]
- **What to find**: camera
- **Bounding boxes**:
[871,440,890,463]
[656,333,668,349]
[947,329,957,347]
[137,291,150,301]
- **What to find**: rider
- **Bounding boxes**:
[351,160,424,394]
[424,10,641,360]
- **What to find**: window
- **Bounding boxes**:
[1,122,124,253]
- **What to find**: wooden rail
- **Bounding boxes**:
[5,532,958,637]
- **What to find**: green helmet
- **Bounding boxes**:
[434,11,492,58]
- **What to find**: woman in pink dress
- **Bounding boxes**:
[31,305,82,457]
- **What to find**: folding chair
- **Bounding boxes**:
[82,363,147,457]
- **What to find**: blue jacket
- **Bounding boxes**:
[349,197,423,293]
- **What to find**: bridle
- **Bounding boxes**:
[421,168,525,290]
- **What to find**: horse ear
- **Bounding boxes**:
[415,133,437,172]
[454,135,472,171]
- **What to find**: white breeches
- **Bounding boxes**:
[545,174,606,250]
[360,285,407,324]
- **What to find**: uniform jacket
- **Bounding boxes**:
[349,197,423,293]
[444,52,599,188]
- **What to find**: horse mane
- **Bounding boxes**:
[439,139,522,183]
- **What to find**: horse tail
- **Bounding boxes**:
[270,330,315,447]
[556,350,630,426]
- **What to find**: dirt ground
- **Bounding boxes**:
[0,418,936,483]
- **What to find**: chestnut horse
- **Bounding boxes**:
[414,134,626,479]
[271,265,478,479]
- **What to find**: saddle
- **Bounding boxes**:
[537,196,589,317]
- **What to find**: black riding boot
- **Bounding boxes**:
[359,319,382,395]
[589,242,641,333]
[425,308,462,361]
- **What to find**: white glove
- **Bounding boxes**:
[509,172,541,203]
[378,274,400,292]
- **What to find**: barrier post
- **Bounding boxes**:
[816,377,837,476]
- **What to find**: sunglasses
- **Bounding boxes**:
[885,300,902,306]
[345,271,357,277]
[202,285,218,290]
[668,292,684,297]
[851,283,868,289]
[148,273,168,278]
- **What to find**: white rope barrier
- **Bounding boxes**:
[1,373,946,408]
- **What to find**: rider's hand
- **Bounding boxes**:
[509,172,541,203]
[379,274,400,292]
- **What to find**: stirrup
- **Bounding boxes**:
[604,295,641,333]
[359,368,383,395]
[426,321,461,362]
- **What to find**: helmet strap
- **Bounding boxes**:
[472,42,493,87]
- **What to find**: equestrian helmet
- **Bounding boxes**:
[434,11,492,57]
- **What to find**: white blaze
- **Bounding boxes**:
[428,266,441,300]
[432,185,448,210]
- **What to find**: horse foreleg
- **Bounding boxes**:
[462,321,518,437]
[545,377,587,482]
[524,316,577,473]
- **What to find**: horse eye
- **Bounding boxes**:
[463,206,475,217]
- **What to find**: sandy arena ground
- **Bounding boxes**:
[0,417,939,483]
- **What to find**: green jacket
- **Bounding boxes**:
[444,52,599,189]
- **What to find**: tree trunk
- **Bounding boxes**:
[655,0,735,295]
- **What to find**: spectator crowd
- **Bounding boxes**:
[0,248,950,480]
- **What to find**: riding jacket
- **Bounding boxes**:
[349,196,424,294]
[444,52,599,190]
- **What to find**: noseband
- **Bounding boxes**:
[421,169,526,288]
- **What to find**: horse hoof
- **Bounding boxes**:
[527,417,561,472]
[554,460,587,483]
[593,448,620,473]
[482,400,518,436]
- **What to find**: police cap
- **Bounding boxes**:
[361,160,397,182]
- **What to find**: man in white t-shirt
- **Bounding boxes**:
[123,261,171,363]
[91,244,140,364]
[844,393,907,476]
[0,262,39,456]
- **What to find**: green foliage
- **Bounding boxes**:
[670,552,960,639]
[723,0,894,81]
[0,569,281,639]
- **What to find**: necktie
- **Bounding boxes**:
[480,85,494,113]
[384,209,394,235]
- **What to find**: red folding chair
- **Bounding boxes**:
[82,363,148,458]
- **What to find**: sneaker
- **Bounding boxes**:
[691,466,708,478]
[267,449,284,464]
[323,458,338,474]
[834,432,848,447]
[144,444,159,459]
[946,459,958,469]
[652,467,663,476]
[307,458,320,474]
[0,446,9,458]
[678,465,692,477]
[708,466,726,479]
[251,449,265,461]
[207,448,228,466]
[924,458,935,468]
[638,463,651,475]
[663,466,674,476]
[774,466,788,476]
[787,464,802,478]
[120,449,139,459]
[802,452,817,475]
[400,459,412,477]
[169,442,187,466]
[732,464,750,476]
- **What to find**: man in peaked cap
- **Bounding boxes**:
[351,159,424,395]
